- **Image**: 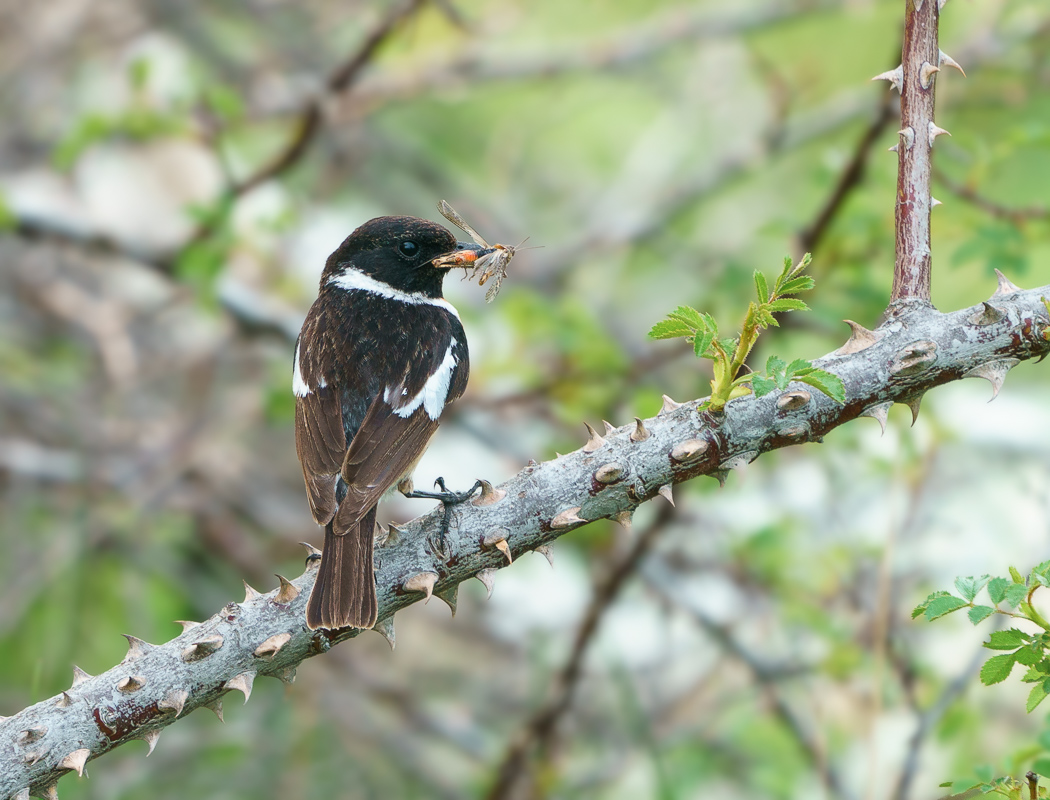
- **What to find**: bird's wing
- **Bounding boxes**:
[295,385,344,525]
[334,333,468,531]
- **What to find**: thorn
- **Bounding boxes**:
[527,459,538,467]
[55,692,73,708]
[175,620,200,633]
[274,666,297,684]
[141,729,161,757]
[602,420,617,436]
[859,401,892,435]
[13,789,29,800]
[17,726,46,744]
[775,391,811,412]
[710,469,729,487]
[993,268,1022,297]
[614,509,633,530]
[550,506,586,529]
[931,197,942,208]
[721,451,758,471]
[900,394,924,426]
[938,0,948,8]
[254,633,292,661]
[659,395,682,415]
[225,671,256,703]
[475,569,496,599]
[472,479,506,506]
[435,584,458,616]
[182,634,224,662]
[835,319,880,355]
[243,581,263,602]
[386,523,404,546]
[374,616,396,650]
[158,689,189,718]
[206,698,224,723]
[117,675,146,694]
[963,359,1019,400]
[121,635,155,662]
[582,422,606,452]
[657,484,675,506]
[891,340,939,376]
[403,572,438,602]
[41,786,59,800]
[670,438,709,462]
[22,750,45,766]
[594,462,624,484]
[919,62,940,89]
[555,452,563,459]
[630,417,651,443]
[58,748,90,777]
[968,301,1005,327]
[898,127,915,150]
[871,65,903,92]
[888,143,898,152]
[482,529,513,564]
[299,541,322,562]
[535,544,554,568]
[928,122,951,144]
[273,574,300,604]
[939,49,965,76]
[71,665,93,688]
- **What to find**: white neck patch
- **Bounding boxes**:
[327,268,460,320]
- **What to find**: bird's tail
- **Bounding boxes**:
[306,505,378,630]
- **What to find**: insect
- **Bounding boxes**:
[437,200,521,303]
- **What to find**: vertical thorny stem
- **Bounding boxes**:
[891,0,940,307]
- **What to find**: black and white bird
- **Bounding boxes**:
[293,216,488,630]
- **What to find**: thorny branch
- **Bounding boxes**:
[2,274,1048,799]
[484,503,677,800]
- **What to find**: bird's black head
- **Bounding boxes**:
[321,216,484,298]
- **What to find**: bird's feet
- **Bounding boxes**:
[401,477,483,557]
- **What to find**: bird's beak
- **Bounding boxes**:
[431,241,493,269]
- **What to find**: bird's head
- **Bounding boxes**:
[321,216,487,298]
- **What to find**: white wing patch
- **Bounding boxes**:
[328,268,460,320]
[293,341,312,397]
[389,341,458,420]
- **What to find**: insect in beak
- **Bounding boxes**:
[437,200,524,302]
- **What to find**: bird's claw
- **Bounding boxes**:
[402,478,484,557]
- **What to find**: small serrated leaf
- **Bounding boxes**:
[767,298,810,313]
[968,605,995,625]
[985,629,1030,650]
[987,577,1008,604]
[785,358,811,376]
[668,306,705,328]
[649,319,695,340]
[778,276,816,295]
[752,375,776,397]
[924,594,968,621]
[765,355,786,375]
[693,326,715,358]
[796,370,846,404]
[1016,646,1042,666]
[1003,583,1028,609]
[754,270,769,303]
[955,575,991,602]
[980,652,1017,685]
[1028,683,1050,713]
[1010,566,1025,584]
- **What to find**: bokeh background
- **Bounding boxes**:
[2,1,1050,798]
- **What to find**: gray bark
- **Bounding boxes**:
[2,278,1048,800]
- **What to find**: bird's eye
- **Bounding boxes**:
[398,240,419,257]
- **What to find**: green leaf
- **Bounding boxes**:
[752,375,777,397]
[1010,566,1025,584]
[796,370,846,404]
[924,594,968,621]
[980,652,1018,685]
[1016,646,1042,666]
[754,270,769,303]
[968,605,995,624]
[988,577,1009,604]
[668,306,706,329]
[985,629,1031,650]
[955,575,991,602]
[913,591,950,619]
[1003,583,1029,609]
[1030,683,1050,713]
[766,355,786,375]
[648,319,695,339]
[693,326,715,358]
[785,358,811,376]
[778,276,816,295]
[767,298,809,313]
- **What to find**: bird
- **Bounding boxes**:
[293,215,488,630]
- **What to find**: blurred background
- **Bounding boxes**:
[1,0,1049,798]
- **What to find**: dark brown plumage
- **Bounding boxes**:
[294,216,483,629]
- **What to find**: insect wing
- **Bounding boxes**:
[437,200,490,249]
